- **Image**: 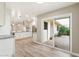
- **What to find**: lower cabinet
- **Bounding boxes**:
[0,37,15,57]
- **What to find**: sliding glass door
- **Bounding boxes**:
[54,17,70,51]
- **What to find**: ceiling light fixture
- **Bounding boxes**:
[11,10,15,17]
[36,2,44,4]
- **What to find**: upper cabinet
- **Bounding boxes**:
[0,3,5,26]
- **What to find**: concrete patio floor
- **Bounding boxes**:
[43,36,70,51]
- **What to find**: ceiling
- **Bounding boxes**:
[6,2,77,16]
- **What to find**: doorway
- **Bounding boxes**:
[42,14,72,52]
[43,20,54,47]
[53,17,70,51]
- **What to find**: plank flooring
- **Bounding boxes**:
[15,37,75,57]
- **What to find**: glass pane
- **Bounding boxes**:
[54,18,70,51]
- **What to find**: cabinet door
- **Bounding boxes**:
[0,38,15,56]
[0,3,5,26]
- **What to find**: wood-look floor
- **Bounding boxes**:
[15,37,75,57]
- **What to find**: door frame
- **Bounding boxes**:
[42,13,72,52]
[52,13,72,52]
[44,21,48,41]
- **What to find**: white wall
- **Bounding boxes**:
[48,21,50,40]
[37,17,42,42]
[37,3,79,54]
[42,30,48,42]
[50,21,54,39]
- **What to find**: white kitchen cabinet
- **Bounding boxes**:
[15,32,32,39]
[0,35,15,57]
[0,2,5,26]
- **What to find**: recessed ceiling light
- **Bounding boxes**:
[36,2,44,4]
[11,10,15,17]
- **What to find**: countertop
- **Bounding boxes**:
[0,35,14,39]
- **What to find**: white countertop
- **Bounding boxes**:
[0,35,14,39]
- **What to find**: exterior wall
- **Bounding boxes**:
[37,3,79,54]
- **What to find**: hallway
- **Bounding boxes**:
[15,37,75,57]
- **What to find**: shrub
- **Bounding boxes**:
[57,26,70,36]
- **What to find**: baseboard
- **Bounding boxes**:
[70,52,79,57]
[54,47,79,57]
[33,41,79,57]
[15,36,32,40]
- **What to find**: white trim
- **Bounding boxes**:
[70,13,72,52]
[42,13,72,20]
[35,13,79,57]
[42,13,72,52]
[52,20,55,47]
[54,47,79,57]
[40,13,73,55]
[52,13,72,52]
[70,52,79,57]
